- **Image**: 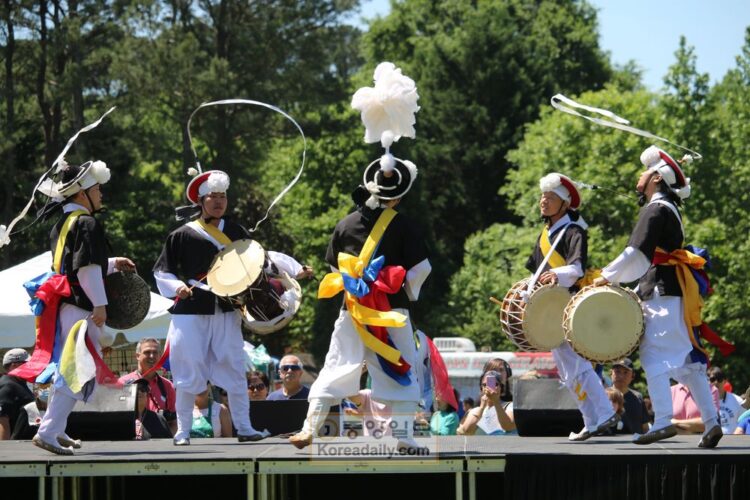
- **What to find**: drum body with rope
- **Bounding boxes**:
[499,278,571,351]
[207,239,302,335]
[562,284,644,363]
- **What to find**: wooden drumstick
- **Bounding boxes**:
[489,296,503,307]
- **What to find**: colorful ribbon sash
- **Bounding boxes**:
[318,208,413,383]
[653,247,735,358]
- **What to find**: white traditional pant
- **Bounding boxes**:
[640,295,717,432]
[305,308,419,439]
[37,304,105,443]
[167,306,254,439]
[552,342,614,432]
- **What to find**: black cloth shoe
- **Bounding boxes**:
[173,437,191,446]
[698,424,723,449]
[238,433,265,442]
[632,425,677,445]
[593,413,621,435]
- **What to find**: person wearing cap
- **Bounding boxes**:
[0,349,34,440]
[290,62,430,452]
[153,170,309,445]
[527,173,619,441]
[595,145,722,448]
[30,160,135,455]
[610,358,649,434]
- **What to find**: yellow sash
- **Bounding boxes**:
[194,218,233,247]
[53,210,88,273]
[654,247,707,354]
[539,226,567,269]
[539,225,601,288]
[318,208,406,365]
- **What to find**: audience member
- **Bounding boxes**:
[734,408,750,435]
[247,371,270,402]
[430,394,458,436]
[457,358,516,436]
[707,366,744,434]
[134,380,172,440]
[671,381,720,434]
[0,349,34,440]
[610,358,650,434]
[118,338,177,435]
[11,384,50,440]
[191,384,233,438]
[267,355,309,400]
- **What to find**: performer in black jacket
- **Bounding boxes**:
[598,145,721,447]
[527,173,618,441]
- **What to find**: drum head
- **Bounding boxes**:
[208,239,265,297]
[564,285,644,362]
[523,285,571,351]
[105,272,151,330]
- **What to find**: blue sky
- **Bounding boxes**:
[354,0,750,90]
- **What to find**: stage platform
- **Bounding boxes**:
[1,435,748,500]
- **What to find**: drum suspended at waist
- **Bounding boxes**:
[207,238,302,335]
[562,284,644,363]
[497,277,572,352]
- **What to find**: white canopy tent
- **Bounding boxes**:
[0,251,172,348]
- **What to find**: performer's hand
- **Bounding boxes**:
[91,305,107,327]
[296,265,314,280]
[175,284,192,300]
[115,257,136,272]
[592,277,610,287]
[539,271,558,285]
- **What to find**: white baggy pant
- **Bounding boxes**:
[168,306,253,439]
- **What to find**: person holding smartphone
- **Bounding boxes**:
[458,359,516,436]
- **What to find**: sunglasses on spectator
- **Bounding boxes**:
[709,376,722,382]
[248,383,266,392]
[280,364,302,372]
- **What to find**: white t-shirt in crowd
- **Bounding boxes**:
[718,392,744,434]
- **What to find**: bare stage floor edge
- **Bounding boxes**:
[1,435,748,500]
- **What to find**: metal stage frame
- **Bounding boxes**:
[1,435,748,500]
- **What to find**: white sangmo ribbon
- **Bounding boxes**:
[0,107,116,249]
[186,99,306,233]
[550,94,702,161]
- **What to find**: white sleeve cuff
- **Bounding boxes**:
[107,258,117,275]
[78,264,108,307]
[267,251,303,277]
[154,270,186,298]
[552,262,583,288]
[405,259,432,301]
[601,246,651,284]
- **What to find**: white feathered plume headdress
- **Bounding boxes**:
[352,62,421,208]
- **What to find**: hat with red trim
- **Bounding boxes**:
[640,145,691,200]
[539,173,581,209]
[185,170,230,205]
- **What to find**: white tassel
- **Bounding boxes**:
[187,167,199,177]
[90,160,111,185]
[380,153,396,173]
[365,195,381,209]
